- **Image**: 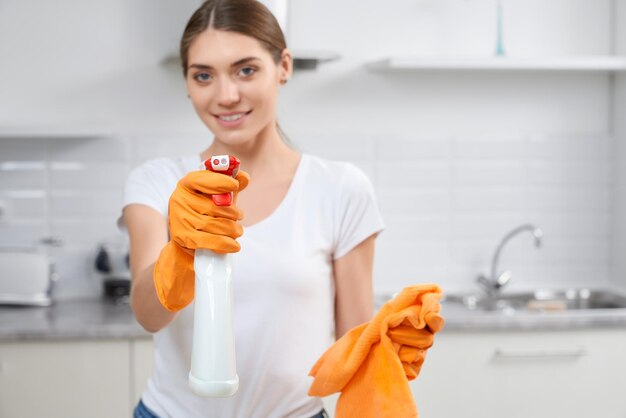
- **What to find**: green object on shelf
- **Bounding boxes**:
[495,0,505,56]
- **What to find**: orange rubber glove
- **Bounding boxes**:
[308,284,445,418]
[154,169,250,312]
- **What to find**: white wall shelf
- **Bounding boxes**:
[367,56,626,73]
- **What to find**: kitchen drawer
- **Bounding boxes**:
[411,329,626,418]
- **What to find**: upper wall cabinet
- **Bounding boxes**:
[162,0,339,71]
[250,0,341,70]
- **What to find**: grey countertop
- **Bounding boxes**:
[0,298,150,342]
[439,302,626,332]
[2,296,626,342]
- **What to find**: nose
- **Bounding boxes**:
[216,77,240,107]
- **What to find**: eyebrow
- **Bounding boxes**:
[188,56,262,71]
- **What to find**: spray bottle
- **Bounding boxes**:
[188,154,240,397]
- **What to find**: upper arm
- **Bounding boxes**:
[333,233,378,338]
[123,204,168,284]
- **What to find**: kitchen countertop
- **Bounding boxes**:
[439,302,626,332]
[0,298,150,342]
[2,296,626,342]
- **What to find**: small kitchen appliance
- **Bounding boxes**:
[0,250,56,306]
[94,238,131,304]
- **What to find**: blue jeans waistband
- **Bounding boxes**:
[133,399,328,418]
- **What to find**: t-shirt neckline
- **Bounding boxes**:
[194,153,308,232]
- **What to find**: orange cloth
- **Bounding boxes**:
[153,169,249,312]
[308,284,444,418]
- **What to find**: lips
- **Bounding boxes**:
[213,110,252,128]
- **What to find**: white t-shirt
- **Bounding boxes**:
[122,153,385,418]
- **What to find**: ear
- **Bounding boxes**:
[279,48,293,84]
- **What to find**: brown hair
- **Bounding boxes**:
[180,0,287,78]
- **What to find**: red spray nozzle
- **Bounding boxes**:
[204,155,240,206]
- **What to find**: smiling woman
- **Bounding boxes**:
[121,1,385,418]
[184,29,290,147]
[181,0,290,145]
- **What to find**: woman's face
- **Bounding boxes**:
[185,29,290,146]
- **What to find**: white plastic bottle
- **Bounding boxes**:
[188,155,240,397]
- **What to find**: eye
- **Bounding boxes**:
[193,72,211,82]
[238,66,257,77]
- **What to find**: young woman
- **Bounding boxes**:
[122,1,384,417]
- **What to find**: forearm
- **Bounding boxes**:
[335,290,373,338]
[333,235,377,339]
[130,262,178,333]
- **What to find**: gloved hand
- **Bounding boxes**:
[308,284,444,418]
[154,169,250,312]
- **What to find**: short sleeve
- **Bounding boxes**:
[121,158,174,220]
[333,163,385,260]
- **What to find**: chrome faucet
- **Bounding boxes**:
[477,224,543,296]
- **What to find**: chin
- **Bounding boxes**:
[211,128,257,147]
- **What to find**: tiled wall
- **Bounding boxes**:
[0,131,612,299]
[298,133,612,294]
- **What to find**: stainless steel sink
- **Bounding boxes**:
[443,288,626,312]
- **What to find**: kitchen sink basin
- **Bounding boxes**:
[443,288,626,312]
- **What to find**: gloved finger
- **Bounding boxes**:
[397,345,424,364]
[174,210,242,239]
[195,233,241,253]
[425,312,445,333]
[211,236,241,254]
[172,230,241,253]
[234,170,250,192]
[398,346,426,380]
[212,205,244,221]
[182,192,243,220]
[232,171,249,208]
[387,324,434,348]
[180,170,239,195]
[194,216,243,239]
[402,361,423,380]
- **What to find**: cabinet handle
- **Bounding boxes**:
[493,347,587,360]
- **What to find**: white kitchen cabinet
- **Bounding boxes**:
[4,330,620,418]
[411,329,626,418]
[132,330,626,418]
[0,339,130,418]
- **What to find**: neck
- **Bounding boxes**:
[200,123,298,179]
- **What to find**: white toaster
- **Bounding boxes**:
[0,251,55,306]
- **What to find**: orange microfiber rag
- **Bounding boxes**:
[308,284,444,418]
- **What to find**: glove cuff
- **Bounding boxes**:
[154,241,195,312]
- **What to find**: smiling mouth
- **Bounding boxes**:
[215,110,252,122]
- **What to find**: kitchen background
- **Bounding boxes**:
[3,1,626,417]
[2,0,625,299]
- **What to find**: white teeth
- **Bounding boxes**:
[219,113,245,122]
